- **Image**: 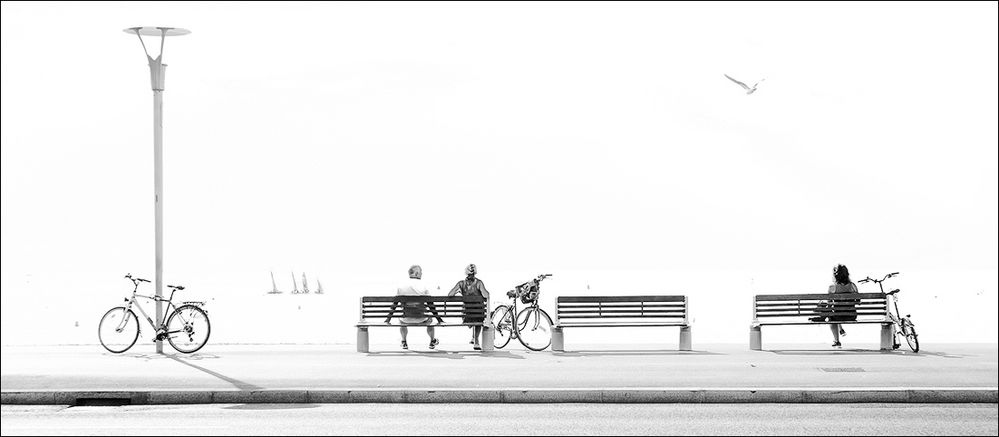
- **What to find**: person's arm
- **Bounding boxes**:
[447,281,461,297]
[424,288,444,324]
[384,302,398,324]
[477,280,491,316]
[384,288,400,323]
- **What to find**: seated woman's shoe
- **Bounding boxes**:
[831,341,842,348]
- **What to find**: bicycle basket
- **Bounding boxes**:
[520,288,539,304]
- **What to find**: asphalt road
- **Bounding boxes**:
[3,403,997,435]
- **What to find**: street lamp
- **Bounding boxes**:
[123,26,190,353]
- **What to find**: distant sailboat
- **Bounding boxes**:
[291,271,300,294]
[315,279,324,294]
[301,272,311,294]
[268,271,283,294]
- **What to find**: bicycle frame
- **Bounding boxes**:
[866,276,904,324]
[500,297,542,338]
[115,281,188,339]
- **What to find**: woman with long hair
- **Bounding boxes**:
[826,264,859,348]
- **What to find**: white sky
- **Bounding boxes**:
[2,2,997,345]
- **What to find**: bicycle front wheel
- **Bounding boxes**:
[166,305,211,354]
[515,307,553,351]
[490,305,514,349]
[901,319,919,353]
[98,307,139,353]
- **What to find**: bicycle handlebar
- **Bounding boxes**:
[124,273,150,284]
[859,272,900,284]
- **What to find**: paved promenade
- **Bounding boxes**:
[2,343,996,404]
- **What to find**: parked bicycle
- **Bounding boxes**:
[490,274,554,351]
[98,274,211,354]
[859,272,918,352]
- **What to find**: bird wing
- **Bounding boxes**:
[724,74,750,91]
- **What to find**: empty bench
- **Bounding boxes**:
[553,295,691,351]
[750,292,891,350]
[356,296,494,352]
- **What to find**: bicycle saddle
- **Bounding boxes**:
[886,289,900,295]
[167,285,185,291]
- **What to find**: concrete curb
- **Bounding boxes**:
[3,388,996,405]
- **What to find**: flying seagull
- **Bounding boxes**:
[724,74,764,95]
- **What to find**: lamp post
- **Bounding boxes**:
[124,26,190,353]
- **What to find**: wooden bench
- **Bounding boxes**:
[552,295,691,351]
[750,292,892,350]
[356,296,494,352]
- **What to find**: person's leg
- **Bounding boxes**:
[472,326,482,347]
[829,324,841,346]
[427,326,438,349]
[400,326,409,349]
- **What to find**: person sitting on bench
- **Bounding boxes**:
[385,265,443,350]
[811,264,859,348]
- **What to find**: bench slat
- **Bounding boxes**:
[557,323,687,328]
[558,296,686,303]
[362,310,485,314]
[756,311,885,317]
[361,296,485,303]
[756,320,887,326]
[355,322,482,328]
[558,315,686,319]
[557,309,686,314]
[755,293,886,301]
[557,304,686,309]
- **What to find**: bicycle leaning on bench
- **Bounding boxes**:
[98,274,211,354]
[859,272,918,353]
[490,274,554,351]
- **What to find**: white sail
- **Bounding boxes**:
[269,271,282,294]
[291,271,299,294]
[302,272,311,294]
[316,279,324,294]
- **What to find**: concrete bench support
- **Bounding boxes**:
[357,327,369,353]
[481,326,495,352]
[750,325,762,351]
[679,326,692,351]
[552,327,565,352]
[880,323,894,350]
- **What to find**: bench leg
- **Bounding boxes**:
[356,327,369,353]
[880,323,894,351]
[552,327,564,352]
[750,325,762,351]
[481,326,494,352]
[679,326,692,351]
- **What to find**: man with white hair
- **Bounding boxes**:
[385,265,442,350]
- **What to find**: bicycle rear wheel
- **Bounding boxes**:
[901,319,919,353]
[515,307,553,351]
[98,307,139,353]
[166,305,211,354]
[490,305,514,349]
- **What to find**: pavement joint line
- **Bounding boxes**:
[4,387,998,391]
[3,388,996,405]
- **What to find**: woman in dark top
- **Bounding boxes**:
[826,264,859,348]
[448,264,490,350]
